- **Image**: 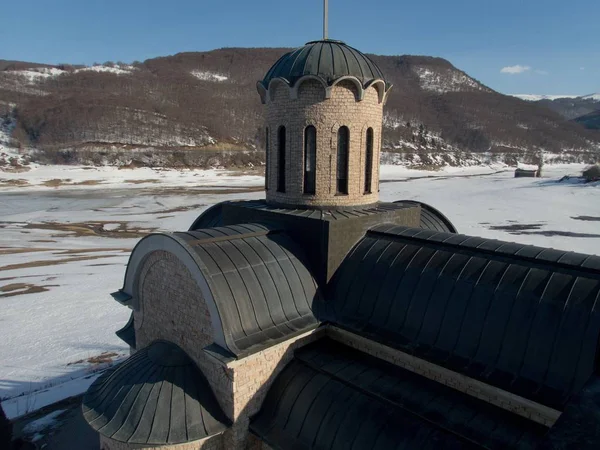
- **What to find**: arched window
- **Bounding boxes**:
[364,128,373,194]
[304,126,316,194]
[265,127,269,190]
[277,126,286,193]
[336,126,349,195]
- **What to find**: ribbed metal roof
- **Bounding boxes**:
[323,225,600,410]
[175,224,321,356]
[222,199,412,221]
[115,312,136,349]
[123,224,322,357]
[189,203,226,231]
[394,200,458,233]
[82,341,230,445]
[251,339,546,449]
[260,40,388,89]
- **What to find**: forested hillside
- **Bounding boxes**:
[1,47,598,168]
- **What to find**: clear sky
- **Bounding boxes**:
[1,0,598,95]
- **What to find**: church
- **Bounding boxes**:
[82,33,600,450]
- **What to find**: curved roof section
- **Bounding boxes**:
[323,225,600,410]
[260,40,389,89]
[123,224,321,357]
[394,200,457,233]
[189,203,226,230]
[82,341,230,445]
[251,339,546,449]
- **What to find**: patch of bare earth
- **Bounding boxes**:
[68,352,119,366]
[22,221,156,238]
[0,178,29,186]
[0,254,119,271]
[42,179,72,187]
[0,283,57,298]
[124,179,159,184]
[72,179,104,186]
[0,247,55,255]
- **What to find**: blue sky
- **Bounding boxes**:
[1,0,598,95]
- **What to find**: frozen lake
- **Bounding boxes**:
[1,163,599,418]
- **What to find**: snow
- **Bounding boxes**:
[581,93,600,101]
[414,67,489,94]
[190,70,229,82]
[22,409,66,437]
[7,68,67,83]
[516,162,539,170]
[511,93,600,102]
[511,94,578,101]
[75,65,135,75]
[1,162,599,419]
[0,163,265,191]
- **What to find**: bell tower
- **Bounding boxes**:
[257,32,392,208]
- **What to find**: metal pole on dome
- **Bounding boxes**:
[323,0,328,40]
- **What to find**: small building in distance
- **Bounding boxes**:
[515,162,541,177]
[82,37,600,450]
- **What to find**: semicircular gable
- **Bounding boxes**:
[122,224,321,357]
[189,202,226,230]
[290,75,329,100]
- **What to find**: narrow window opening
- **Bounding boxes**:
[364,128,373,194]
[304,126,316,194]
[277,126,286,193]
[336,126,349,195]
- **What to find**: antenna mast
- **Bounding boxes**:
[323,0,328,40]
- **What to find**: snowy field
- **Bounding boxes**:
[1,162,599,418]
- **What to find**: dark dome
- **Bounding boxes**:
[82,341,230,445]
[260,40,388,89]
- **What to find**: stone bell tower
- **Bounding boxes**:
[256,39,392,208]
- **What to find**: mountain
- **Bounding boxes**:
[512,93,600,121]
[511,94,580,101]
[574,110,600,130]
[1,50,599,168]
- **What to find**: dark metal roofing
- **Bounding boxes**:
[82,341,230,445]
[189,203,226,231]
[251,339,546,450]
[229,199,413,221]
[115,313,136,349]
[394,200,458,233]
[176,224,321,356]
[538,374,600,449]
[260,40,388,89]
[123,223,322,357]
[322,225,600,410]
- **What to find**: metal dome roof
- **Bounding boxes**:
[82,341,230,445]
[260,40,388,89]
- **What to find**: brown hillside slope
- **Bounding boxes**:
[1,49,598,160]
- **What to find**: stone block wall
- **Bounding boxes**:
[132,248,324,450]
[221,328,324,450]
[264,80,383,207]
[134,250,234,417]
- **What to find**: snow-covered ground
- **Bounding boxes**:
[1,162,599,418]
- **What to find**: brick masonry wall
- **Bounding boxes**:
[264,80,384,207]
[222,328,324,450]
[134,250,234,418]
[327,326,561,427]
[99,434,223,450]
[132,249,324,450]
